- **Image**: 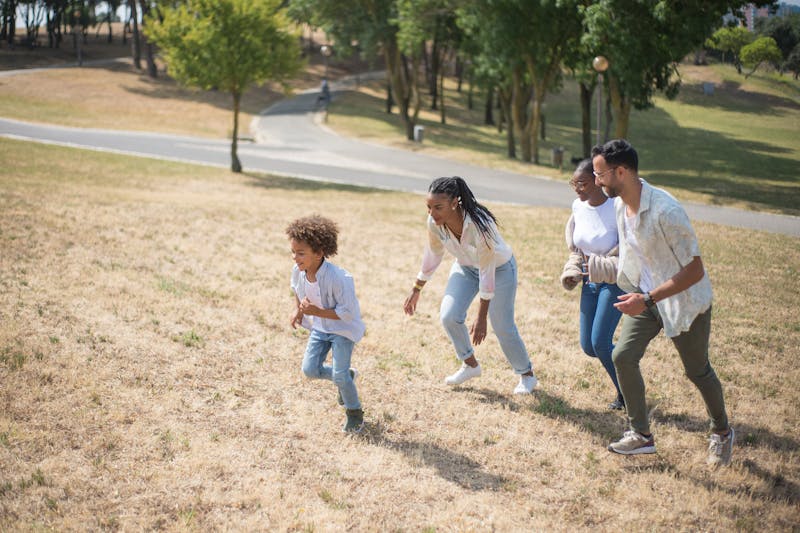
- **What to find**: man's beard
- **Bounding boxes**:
[602,186,618,198]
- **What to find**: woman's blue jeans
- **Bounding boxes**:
[301,330,360,410]
[579,280,624,396]
[439,256,532,375]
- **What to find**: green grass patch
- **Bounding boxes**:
[329,62,800,216]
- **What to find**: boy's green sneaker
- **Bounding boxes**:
[343,408,364,434]
[336,368,358,406]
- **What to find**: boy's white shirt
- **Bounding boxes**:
[290,259,365,343]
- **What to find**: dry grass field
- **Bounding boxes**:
[1,138,798,530]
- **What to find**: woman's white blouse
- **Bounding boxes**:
[417,213,512,300]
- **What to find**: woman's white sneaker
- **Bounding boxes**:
[513,374,538,394]
[444,363,482,385]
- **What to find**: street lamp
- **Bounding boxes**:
[320,45,332,80]
[592,55,609,146]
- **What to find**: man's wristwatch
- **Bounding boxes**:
[643,292,657,309]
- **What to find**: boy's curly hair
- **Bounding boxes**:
[285,215,339,257]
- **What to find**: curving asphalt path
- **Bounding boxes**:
[1,71,797,237]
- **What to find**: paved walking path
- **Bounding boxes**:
[1,68,797,237]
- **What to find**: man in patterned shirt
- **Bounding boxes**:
[591,139,734,467]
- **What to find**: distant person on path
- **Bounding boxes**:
[560,159,625,411]
[287,215,365,433]
[592,139,734,466]
[403,176,538,394]
[319,78,330,107]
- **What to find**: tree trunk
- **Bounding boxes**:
[511,68,533,163]
[138,0,156,77]
[439,56,446,125]
[430,39,438,110]
[467,68,474,110]
[530,90,543,165]
[386,82,393,114]
[4,0,17,46]
[498,87,514,159]
[130,0,141,69]
[496,90,504,133]
[231,90,242,173]
[456,57,464,92]
[608,75,630,139]
[579,81,592,157]
[484,85,494,126]
[383,43,419,141]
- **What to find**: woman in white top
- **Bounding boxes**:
[561,159,625,410]
[403,176,538,395]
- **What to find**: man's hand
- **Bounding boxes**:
[614,292,647,316]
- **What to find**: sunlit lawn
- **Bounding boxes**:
[1,138,798,530]
[328,62,800,216]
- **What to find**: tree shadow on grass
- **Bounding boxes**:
[331,83,800,215]
[242,171,392,195]
[460,388,624,442]
[657,412,800,455]
[676,80,800,114]
[361,420,509,491]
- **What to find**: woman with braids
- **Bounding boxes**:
[403,176,539,394]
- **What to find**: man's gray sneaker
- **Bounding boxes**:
[707,427,735,467]
[608,430,656,455]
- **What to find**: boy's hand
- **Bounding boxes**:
[298,297,321,316]
[290,309,304,329]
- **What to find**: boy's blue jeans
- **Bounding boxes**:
[579,281,624,396]
[301,330,361,410]
[439,256,532,375]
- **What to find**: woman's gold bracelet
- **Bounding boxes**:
[413,281,425,292]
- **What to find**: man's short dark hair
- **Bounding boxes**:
[591,139,638,172]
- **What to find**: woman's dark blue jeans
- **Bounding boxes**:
[579,281,624,396]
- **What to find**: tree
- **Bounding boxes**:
[459,0,582,165]
[784,43,800,79]
[755,13,800,62]
[582,1,772,139]
[396,0,461,124]
[296,0,424,141]
[740,36,782,78]
[146,0,302,173]
[707,26,754,73]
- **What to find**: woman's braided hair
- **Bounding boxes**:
[429,176,498,243]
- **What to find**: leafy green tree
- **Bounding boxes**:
[755,13,800,62]
[784,43,800,79]
[146,0,302,172]
[707,26,754,73]
[396,0,461,124]
[740,36,782,78]
[582,1,771,139]
[295,0,425,140]
[459,0,582,164]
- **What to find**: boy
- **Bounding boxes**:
[287,215,365,433]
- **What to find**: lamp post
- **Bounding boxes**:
[592,55,609,146]
[320,45,332,80]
